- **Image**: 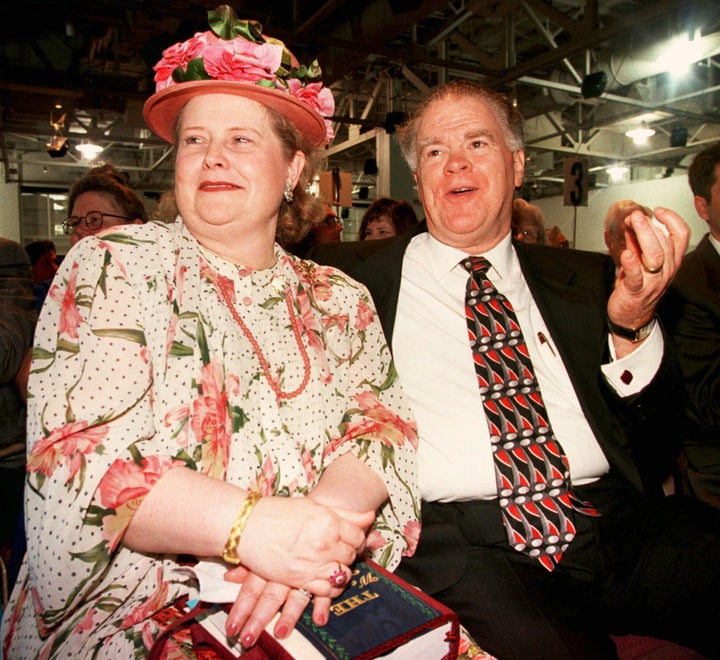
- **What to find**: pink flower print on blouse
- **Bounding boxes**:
[120,568,170,628]
[172,263,188,306]
[3,584,27,655]
[323,391,419,460]
[27,421,108,484]
[74,608,97,633]
[307,268,333,303]
[163,403,191,448]
[300,446,318,484]
[355,298,374,331]
[403,519,421,556]
[96,240,130,278]
[252,455,278,496]
[365,529,388,553]
[98,455,180,551]
[49,262,83,339]
[191,361,240,478]
[200,259,237,302]
[296,287,332,382]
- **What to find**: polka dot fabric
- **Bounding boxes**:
[1,218,419,658]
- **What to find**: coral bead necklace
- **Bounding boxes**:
[210,268,311,400]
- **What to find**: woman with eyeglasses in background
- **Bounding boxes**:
[63,163,147,245]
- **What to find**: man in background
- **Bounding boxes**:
[659,141,720,509]
[24,239,58,313]
[0,238,36,562]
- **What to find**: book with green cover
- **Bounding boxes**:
[198,559,460,659]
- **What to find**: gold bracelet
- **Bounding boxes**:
[221,491,262,565]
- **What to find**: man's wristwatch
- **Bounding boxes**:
[606,316,657,343]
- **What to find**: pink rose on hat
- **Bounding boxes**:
[203,38,283,84]
[287,79,335,142]
[154,31,220,91]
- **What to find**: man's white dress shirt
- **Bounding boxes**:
[392,232,663,502]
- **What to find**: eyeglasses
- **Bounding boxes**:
[323,214,343,228]
[62,211,133,235]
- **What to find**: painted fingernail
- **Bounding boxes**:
[315,612,328,626]
[276,625,288,638]
[242,633,255,648]
[226,620,238,638]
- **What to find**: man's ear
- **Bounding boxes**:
[693,195,710,223]
[513,150,526,188]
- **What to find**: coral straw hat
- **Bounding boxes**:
[143,5,334,148]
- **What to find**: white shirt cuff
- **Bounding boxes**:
[602,321,663,396]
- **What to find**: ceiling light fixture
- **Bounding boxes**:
[46,135,69,158]
[607,164,629,181]
[46,105,69,158]
[625,123,655,145]
[76,141,104,160]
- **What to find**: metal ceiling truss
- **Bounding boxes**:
[0,0,718,202]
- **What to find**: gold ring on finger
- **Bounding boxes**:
[642,262,663,274]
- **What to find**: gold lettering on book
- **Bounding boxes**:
[357,573,379,588]
[330,590,380,616]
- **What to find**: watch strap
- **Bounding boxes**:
[606,316,656,343]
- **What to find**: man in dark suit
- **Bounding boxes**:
[660,142,720,509]
[0,238,36,553]
[311,81,720,659]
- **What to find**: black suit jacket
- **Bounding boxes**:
[310,223,683,499]
[659,233,720,499]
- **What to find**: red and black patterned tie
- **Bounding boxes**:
[462,256,598,571]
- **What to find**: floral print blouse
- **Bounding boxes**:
[1,219,420,659]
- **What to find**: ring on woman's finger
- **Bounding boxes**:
[297,587,314,602]
[328,563,348,588]
[642,261,664,274]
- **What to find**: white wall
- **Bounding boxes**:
[0,163,21,243]
[532,174,708,254]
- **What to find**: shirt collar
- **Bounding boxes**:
[421,230,517,282]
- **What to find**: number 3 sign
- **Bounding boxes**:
[563,157,589,207]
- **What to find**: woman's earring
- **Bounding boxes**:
[283,181,294,204]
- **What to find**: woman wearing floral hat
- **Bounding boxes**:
[1,6,419,657]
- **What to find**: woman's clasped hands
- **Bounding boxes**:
[222,496,375,650]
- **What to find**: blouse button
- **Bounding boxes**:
[242,296,252,306]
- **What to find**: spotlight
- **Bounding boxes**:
[670,126,688,148]
[46,135,69,158]
[581,71,607,99]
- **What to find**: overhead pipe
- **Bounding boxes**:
[548,30,720,106]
